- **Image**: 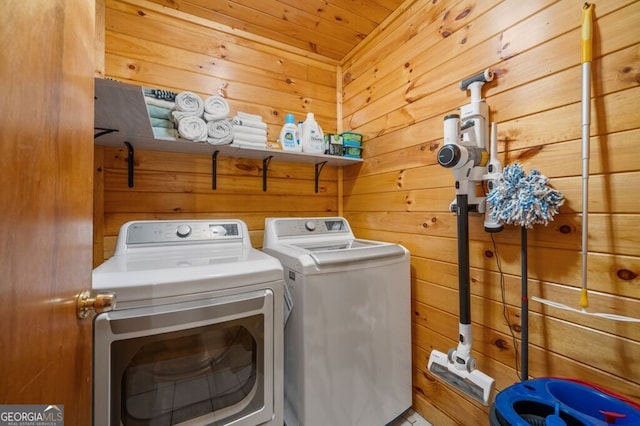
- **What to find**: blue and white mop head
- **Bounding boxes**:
[487,163,564,228]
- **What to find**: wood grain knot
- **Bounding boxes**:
[484,250,494,258]
[559,225,573,234]
[511,324,522,333]
[517,146,543,161]
[236,163,255,172]
[429,142,439,151]
[617,269,638,280]
[494,338,509,350]
[137,10,146,16]
[456,7,472,20]
[431,217,437,223]
[441,30,452,38]
[422,223,429,228]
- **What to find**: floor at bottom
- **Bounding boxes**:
[389,408,433,426]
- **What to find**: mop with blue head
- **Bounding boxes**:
[486,162,565,381]
[487,162,564,229]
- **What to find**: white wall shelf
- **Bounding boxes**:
[94,78,362,192]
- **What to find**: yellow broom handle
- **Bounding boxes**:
[581,3,593,64]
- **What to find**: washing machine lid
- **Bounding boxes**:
[292,239,406,266]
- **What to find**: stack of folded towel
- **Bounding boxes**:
[168,92,233,145]
[143,88,179,139]
[171,91,207,142]
[231,112,268,148]
[204,95,233,146]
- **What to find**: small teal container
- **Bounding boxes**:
[340,131,362,146]
[343,140,362,158]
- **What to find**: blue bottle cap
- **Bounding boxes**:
[285,114,295,124]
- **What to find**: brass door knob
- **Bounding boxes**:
[76,290,116,319]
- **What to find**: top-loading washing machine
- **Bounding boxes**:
[262,217,412,426]
[91,219,284,426]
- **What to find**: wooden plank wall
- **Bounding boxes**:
[341,0,640,424]
[97,0,341,260]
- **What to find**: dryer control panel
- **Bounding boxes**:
[118,220,246,251]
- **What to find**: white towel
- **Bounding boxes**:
[177,116,208,142]
[232,140,267,149]
[206,119,234,145]
[204,95,230,121]
[231,117,268,130]
[237,111,263,122]
[232,124,267,137]
[172,91,204,122]
[233,133,268,145]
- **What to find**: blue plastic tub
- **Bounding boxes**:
[490,378,640,425]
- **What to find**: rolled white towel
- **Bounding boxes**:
[231,116,268,130]
[207,119,234,145]
[177,116,208,142]
[172,91,204,122]
[204,95,230,121]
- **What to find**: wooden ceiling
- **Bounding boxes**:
[146,0,408,61]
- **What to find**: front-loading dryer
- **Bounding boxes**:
[92,219,283,426]
[262,217,412,426]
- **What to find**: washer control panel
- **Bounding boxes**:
[275,218,351,237]
[125,221,241,245]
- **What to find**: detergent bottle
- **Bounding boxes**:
[301,112,325,154]
[280,113,301,152]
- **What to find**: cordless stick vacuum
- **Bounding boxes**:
[428,69,500,406]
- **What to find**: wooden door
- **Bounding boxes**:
[0,1,95,424]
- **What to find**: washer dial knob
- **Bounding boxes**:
[305,221,316,231]
[176,224,192,238]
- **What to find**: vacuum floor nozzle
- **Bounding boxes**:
[428,350,495,406]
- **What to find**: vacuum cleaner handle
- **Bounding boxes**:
[459,69,494,91]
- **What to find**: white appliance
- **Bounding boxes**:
[92,219,283,426]
[262,217,412,426]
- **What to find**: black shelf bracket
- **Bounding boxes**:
[94,127,117,140]
[314,161,328,193]
[262,156,274,192]
[212,150,219,190]
[124,142,134,188]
